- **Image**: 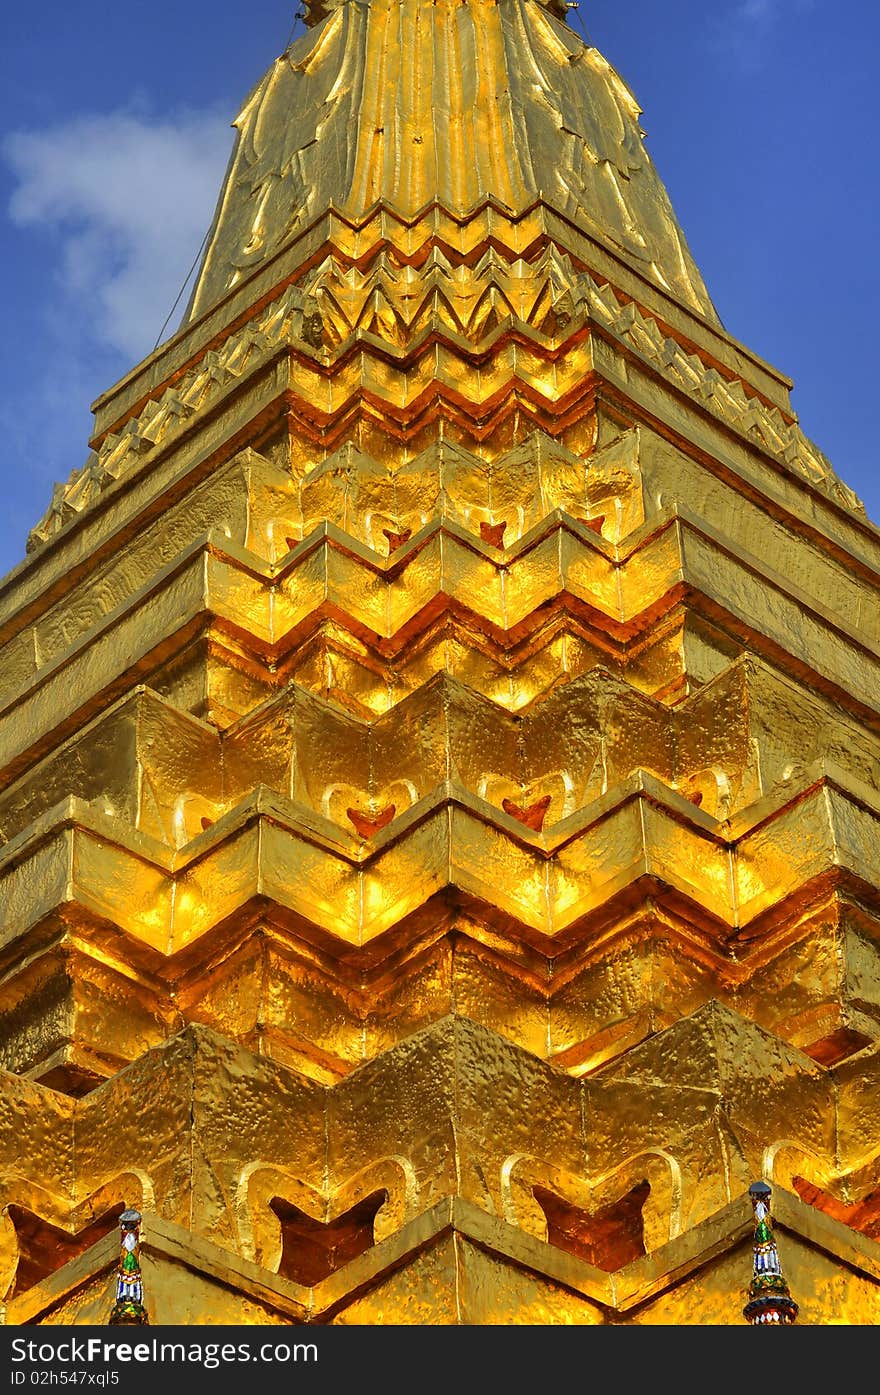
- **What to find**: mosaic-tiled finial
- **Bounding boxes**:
[108,1209,149,1325]
[742,1182,798,1326]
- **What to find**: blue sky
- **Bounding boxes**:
[0,0,877,576]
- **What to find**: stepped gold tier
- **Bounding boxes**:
[3,0,879,1324]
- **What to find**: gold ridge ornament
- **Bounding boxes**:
[108,1209,150,1326]
[742,1183,798,1327]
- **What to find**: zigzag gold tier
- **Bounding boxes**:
[3,0,880,1324]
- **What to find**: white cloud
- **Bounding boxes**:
[736,0,774,20]
[712,0,815,58]
[0,107,235,573]
[731,0,812,23]
[4,108,234,359]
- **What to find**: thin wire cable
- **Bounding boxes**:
[565,1,594,48]
[152,225,212,350]
[283,7,305,53]
[152,8,304,352]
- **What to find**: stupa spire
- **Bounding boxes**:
[2,0,878,1330]
[186,0,717,322]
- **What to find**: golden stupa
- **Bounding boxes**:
[2,0,880,1326]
